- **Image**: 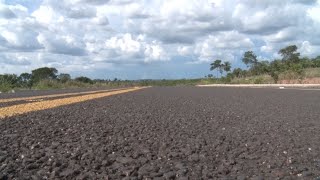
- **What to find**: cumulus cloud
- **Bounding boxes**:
[193,31,254,62]
[0,5,17,19]
[1,0,320,78]
[0,53,31,65]
[100,33,168,63]
[37,33,87,56]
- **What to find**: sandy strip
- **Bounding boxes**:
[0,87,130,103]
[0,87,147,119]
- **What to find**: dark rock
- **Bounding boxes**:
[251,176,264,180]
[116,157,133,164]
[177,168,188,176]
[0,174,8,180]
[302,171,313,177]
[236,175,246,180]
[176,177,189,180]
[27,164,39,170]
[60,169,75,177]
[0,156,6,163]
[188,154,199,162]
[163,171,176,179]
[174,162,186,169]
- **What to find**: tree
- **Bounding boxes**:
[242,51,258,68]
[210,60,232,77]
[232,68,244,78]
[0,74,18,87]
[313,56,320,67]
[31,67,58,83]
[0,74,18,92]
[222,61,231,73]
[18,73,32,88]
[210,60,222,77]
[253,61,270,75]
[242,54,271,75]
[207,74,213,78]
[278,45,300,64]
[58,73,71,83]
[268,60,285,83]
[75,76,93,84]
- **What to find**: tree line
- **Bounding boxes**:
[0,67,125,92]
[209,45,320,82]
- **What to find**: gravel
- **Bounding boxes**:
[0,87,319,179]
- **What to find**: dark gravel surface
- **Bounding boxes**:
[0,87,319,179]
[0,87,124,99]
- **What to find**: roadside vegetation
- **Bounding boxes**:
[1,45,320,92]
[208,45,320,84]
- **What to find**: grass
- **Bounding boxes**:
[230,75,274,84]
[305,68,320,78]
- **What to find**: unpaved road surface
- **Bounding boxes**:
[0,87,319,179]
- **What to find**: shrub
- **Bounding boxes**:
[33,80,63,90]
[0,81,12,92]
[75,76,93,84]
[254,77,264,84]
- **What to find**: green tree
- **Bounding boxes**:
[0,74,18,92]
[210,60,223,77]
[313,56,320,67]
[75,76,93,84]
[207,74,213,78]
[58,73,71,83]
[278,45,300,64]
[242,51,258,68]
[268,60,285,83]
[31,67,58,83]
[0,74,18,86]
[253,61,270,75]
[232,68,244,78]
[18,73,32,88]
[242,51,265,75]
[299,57,314,68]
[222,61,231,73]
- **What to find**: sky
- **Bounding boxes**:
[0,0,320,80]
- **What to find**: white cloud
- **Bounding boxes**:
[1,0,320,78]
[144,43,168,62]
[193,31,254,62]
[37,33,87,56]
[31,5,56,24]
[177,46,192,56]
[106,33,141,54]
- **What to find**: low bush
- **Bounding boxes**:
[0,81,12,92]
